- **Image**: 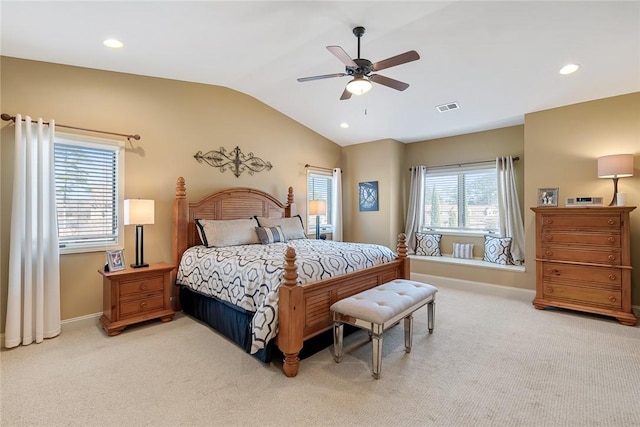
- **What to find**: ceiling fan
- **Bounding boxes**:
[297,26,420,100]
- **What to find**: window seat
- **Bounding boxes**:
[409,254,525,272]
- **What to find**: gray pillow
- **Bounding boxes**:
[255,226,287,244]
[415,233,442,256]
[255,215,306,240]
[194,218,259,247]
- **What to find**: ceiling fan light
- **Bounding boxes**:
[346,77,372,95]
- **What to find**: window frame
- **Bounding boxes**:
[54,132,125,254]
[306,170,334,235]
[421,163,499,235]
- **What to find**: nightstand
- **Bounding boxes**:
[98,262,176,336]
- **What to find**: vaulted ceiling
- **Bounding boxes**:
[2,1,638,146]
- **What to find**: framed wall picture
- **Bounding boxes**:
[106,249,126,272]
[359,181,379,211]
[537,188,559,207]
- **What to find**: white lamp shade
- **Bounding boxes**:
[597,154,634,178]
[124,199,155,225]
[346,77,372,95]
[309,200,327,216]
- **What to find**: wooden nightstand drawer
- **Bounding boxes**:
[120,276,164,296]
[540,246,621,265]
[120,293,165,318]
[543,283,622,309]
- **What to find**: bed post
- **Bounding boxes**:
[397,233,410,279]
[278,246,304,377]
[172,177,188,311]
[284,186,294,217]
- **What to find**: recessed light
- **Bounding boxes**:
[103,39,124,49]
[559,64,580,75]
[340,123,349,129]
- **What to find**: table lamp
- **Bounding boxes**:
[124,199,155,268]
[309,200,327,239]
[597,154,634,206]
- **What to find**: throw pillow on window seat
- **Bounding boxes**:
[415,233,442,256]
[483,235,514,265]
[452,243,474,259]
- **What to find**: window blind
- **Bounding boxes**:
[54,141,120,249]
[307,172,333,230]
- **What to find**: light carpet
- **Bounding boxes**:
[1,282,639,427]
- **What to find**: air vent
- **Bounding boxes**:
[436,102,460,112]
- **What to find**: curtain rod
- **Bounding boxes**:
[305,163,334,172]
[410,156,519,171]
[1,113,141,141]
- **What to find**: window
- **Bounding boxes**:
[307,171,333,233]
[54,134,124,253]
[422,164,498,233]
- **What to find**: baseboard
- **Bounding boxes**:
[1,312,102,348]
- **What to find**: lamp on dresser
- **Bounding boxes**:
[309,200,327,239]
[597,154,634,206]
[124,199,155,268]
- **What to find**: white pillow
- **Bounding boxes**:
[452,243,474,259]
[483,236,513,265]
[415,233,442,256]
[255,215,307,240]
[195,218,259,247]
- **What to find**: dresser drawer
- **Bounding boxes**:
[542,262,622,286]
[540,230,620,247]
[540,214,620,229]
[540,246,622,265]
[542,283,622,309]
[119,293,165,318]
[120,276,165,296]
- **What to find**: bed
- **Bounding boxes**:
[171,177,409,377]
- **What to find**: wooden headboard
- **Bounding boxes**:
[172,176,294,272]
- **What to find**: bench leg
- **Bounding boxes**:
[404,314,413,353]
[333,322,344,363]
[427,300,436,334]
[371,323,383,379]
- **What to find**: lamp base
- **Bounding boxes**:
[130,263,149,269]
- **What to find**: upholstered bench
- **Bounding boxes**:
[331,279,438,379]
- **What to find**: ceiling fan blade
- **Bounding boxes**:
[297,73,347,82]
[370,74,410,91]
[340,88,352,100]
[327,46,357,67]
[371,50,420,72]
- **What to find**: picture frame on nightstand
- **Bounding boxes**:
[106,249,125,272]
[537,188,559,207]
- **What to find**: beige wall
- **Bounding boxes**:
[524,92,640,305]
[0,57,341,331]
[341,138,405,248]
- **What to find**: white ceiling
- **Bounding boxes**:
[1,1,639,146]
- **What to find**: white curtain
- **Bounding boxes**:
[5,115,61,348]
[496,156,525,265]
[331,168,343,241]
[404,166,426,253]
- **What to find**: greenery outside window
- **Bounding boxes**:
[54,134,124,253]
[422,164,499,233]
[307,171,333,234]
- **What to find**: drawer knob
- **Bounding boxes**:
[607,236,616,244]
[546,269,560,276]
[607,219,615,225]
[545,234,553,241]
[546,287,554,293]
[140,283,148,290]
[609,296,617,303]
[545,250,553,257]
[140,302,147,308]
[608,254,616,261]
[545,219,553,225]
[608,274,616,281]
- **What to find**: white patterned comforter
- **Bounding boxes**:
[176,239,396,353]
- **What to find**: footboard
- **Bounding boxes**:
[278,233,409,377]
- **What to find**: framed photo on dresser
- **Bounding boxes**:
[537,188,558,207]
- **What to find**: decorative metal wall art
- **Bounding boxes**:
[194,146,272,178]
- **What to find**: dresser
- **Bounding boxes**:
[531,207,636,325]
[98,262,176,336]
